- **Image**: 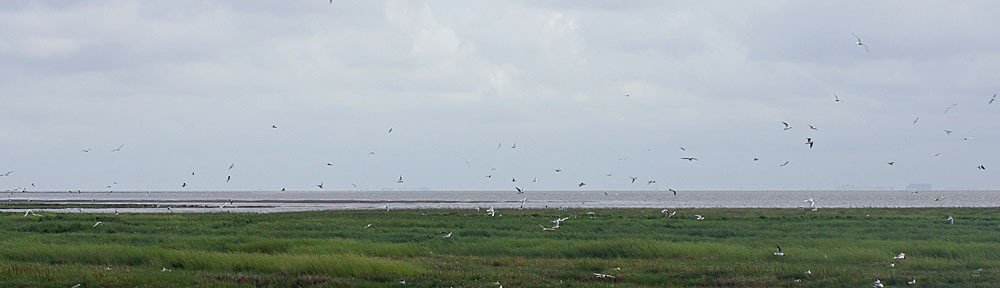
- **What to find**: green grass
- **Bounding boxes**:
[0,207,997,287]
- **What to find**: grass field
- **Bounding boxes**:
[0,207,997,287]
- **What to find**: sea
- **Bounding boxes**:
[3,189,999,213]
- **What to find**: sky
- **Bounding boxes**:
[1,1,997,192]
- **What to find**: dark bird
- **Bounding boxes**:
[945,130,953,135]
[226,175,231,183]
[578,182,586,187]
[515,187,524,194]
[944,103,957,114]
[511,142,516,149]
[782,122,792,130]
[780,161,790,167]
[809,125,818,130]
[913,117,920,125]
[888,161,895,166]
[554,169,563,172]
[111,144,125,152]
[681,157,698,161]
[0,171,12,177]
[852,33,869,52]
[317,182,324,189]
[397,176,404,183]
[629,176,638,183]
[805,137,814,148]
[979,165,986,170]
[669,188,677,196]
[81,148,93,152]
[326,162,334,166]
[753,157,760,161]
[388,127,393,133]
[679,147,686,151]
[647,180,656,185]
[991,93,997,104]
[834,93,841,102]
[774,244,785,256]
[228,163,235,170]
[182,182,187,188]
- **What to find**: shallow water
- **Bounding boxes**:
[2,189,998,213]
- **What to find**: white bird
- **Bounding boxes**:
[944,103,957,114]
[694,215,704,220]
[946,216,954,224]
[908,278,917,285]
[519,197,527,209]
[539,224,557,231]
[71,284,81,288]
[805,138,814,148]
[834,93,842,102]
[873,278,884,288]
[809,125,818,130]
[894,252,906,260]
[443,232,453,238]
[161,267,171,272]
[593,273,615,279]
[92,221,103,228]
[363,223,373,229]
[852,33,870,52]
[23,210,39,217]
[486,207,496,217]
[774,244,785,256]
[397,176,404,184]
[782,122,792,130]
[552,217,570,228]
[515,187,524,194]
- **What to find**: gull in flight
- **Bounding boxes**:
[629,176,638,183]
[978,165,986,170]
[945,130,953,135]
[805,138,814,149]
[515,187,524,194]
[578,182,586,187]
[93,221,103,228]
[226,176,231,183]
[852,33,869,52]
[669,188,677,196]
[647,180,656,185]
[780,161,790,167]
[81,148,93,152]
[661,209,676,217]
[554,169,563,173]
[486,207,496,217]
[316,182,324,189]
[913,117,920,125]
[774,244,785,256]
[443,232,453,238]
[364,224,373,229]
[888,161,895,166]
[944,103,957,114]
[782,122,792,130]
[388,127,393,134]
[23,210,40,217]
[539,224,557,231]
[834,93,842,102]
[397,176,404,183]
[326,162,333,166]
[593,273,616,279]
[228,163,235,170]
[991,93,997,104]
[111,144,125,152]
[681,157,698,161]
[519,197,527,209]
[809,125,818,130]
[0,170,12,177]
[873,278,884,288]
[694,215,705,220]
[894,252,906,260]
[182,182,187,188]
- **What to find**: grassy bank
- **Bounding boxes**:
[0,207,997,287]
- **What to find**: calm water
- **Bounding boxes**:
[3,190,999,213]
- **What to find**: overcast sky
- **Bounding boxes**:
[1,1,997,192]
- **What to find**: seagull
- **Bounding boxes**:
[511,142,516,149]
[161,267,171,272]
[0,170,12,176]
[316,182,324,189]
[888,161,895,166]
[774,244,785,256]
[629,176,638,183]
[578,182,586,187]
[554,169,563,173]
[782,122,792,130]
[81,148,93,152]
[945,130,953,135]
[326,162,334,166]
[515,187,524,194]
[805,138,814,148]
[894,252,906,260]
[647,180,656,185]
[593,273,616,279]
[913,117,920,125]
[111,144,125,152]
[943,215,952,224]
[834,93,842,102]
[944,103,957,114]
[228,163,235,170]
[851,33,869,52]
[694,215,704,220]
[226,176,231,183]
[669,188,677,195]
[388,127,393,133]
[443,232,453,238]
[873,278,884,288]
[978,165,986,170]
[991,93,997,104]
[512,177,517,182]
[272,125,277,129]
[679,146,686,151]
[397,176,404,183]
[753,157,759,161]
[23,210,39,217]
[519,197,527,209]
[93,221,103,228]
[780,161,790,167]
[809,125,818,130]
[182,182,187,188]
[681,157,698,161]
[486,207,496,217]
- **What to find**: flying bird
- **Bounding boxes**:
[443,232,453,238]
[23,210,39,217]
[945,130,953,135]
[182,182,187,188]
[271,125,277,129]
[397,176,404,183]
[991,93,997,104]
[81,148,93,152]
[894,252,906,260]
[228,163,235,170]
[647,180,656,185]
[111,144,125,152]
[694,215,705,220]
[946,216,954,224]
[388,127,393,133]
[851,33,869,52]
[669,188,677,195]
[681,157,698,161]
[515,187,524,194]
[326,162,334,166]
[913,117,920,125]
[316,182,324,189]
[809,125,818,130]
[782,122,792,130]
[92,221,103,228]
[363,223,373,229]
[780,161,790,167]
[774,244,785,256]
[679,147,686,151]
[888,161,895,166]
[578,182,586,187]
[226,175,231,183]
[944,103,957,114]
[0,171,12,177]
[554,169,563,172]
[978,165,986,170]
[629,176,638,183]
[834,93,842,102]
[805,138,814,148]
